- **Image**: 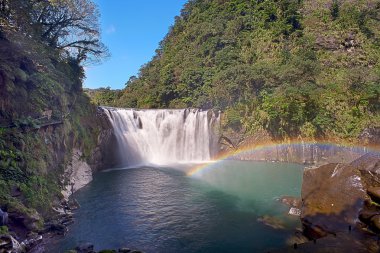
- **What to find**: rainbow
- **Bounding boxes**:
[187,140,380,176]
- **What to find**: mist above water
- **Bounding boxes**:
[103,108,220,167]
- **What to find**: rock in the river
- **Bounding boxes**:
[75,242,94,253]
[301,162,366,239]
[20,234,42,251]
[118,248,131,253]
[0,208,8,226]
[136,117,143,129]
[367,187,380,203]
[67,198,81,210]
[279,196,301,208]
[0,235,24,253]
[43,222,67,235]
[257,215,286,230]
[369,215,380,232]
[286,231,309,246]
[359,209,380,223]
[288,207,301,216]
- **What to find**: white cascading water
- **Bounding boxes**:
[103,107,220,166]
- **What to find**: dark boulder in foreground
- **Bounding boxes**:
[301,162,366,238]
[299,153,380,252]
[257,215,286,230]
[273,231,378,253]
[118,248,131,253]
[75,242,94,253]
[69,244,143,253]
[367,187,380,203]
[0,235,23,253]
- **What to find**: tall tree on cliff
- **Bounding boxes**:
[0,0,108,64]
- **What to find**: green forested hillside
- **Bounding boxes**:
[84,87,122,106]
[113,0,380,140]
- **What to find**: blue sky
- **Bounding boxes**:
[84,0,187,89]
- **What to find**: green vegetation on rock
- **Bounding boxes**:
[0,0,107,230]
[104,0,380,141]
[0,226,8,235]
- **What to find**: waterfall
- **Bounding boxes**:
[103,107,220,167]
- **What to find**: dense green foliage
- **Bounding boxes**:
[0,225,8,235]
[85,87,122,106]
[111,0,380,140]
[0,0,106,221]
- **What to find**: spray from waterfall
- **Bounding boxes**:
[103,107,220,167]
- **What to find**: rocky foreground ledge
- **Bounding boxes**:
[276,153,380,252]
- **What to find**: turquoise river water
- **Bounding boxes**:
[50,160,304,252]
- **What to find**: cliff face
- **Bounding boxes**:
[87,107,120,171]
[0,33,111,245]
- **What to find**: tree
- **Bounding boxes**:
[37,0,108,63]
[1,0,108,64]
[125,76,137,87]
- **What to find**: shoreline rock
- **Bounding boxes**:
[61,149,93,201]
[257,215,286,230]
[298,153,380,252]
[278,196,302,208]
[0,235,23,253]
[301,162,367,239]
[68,242,143,253]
